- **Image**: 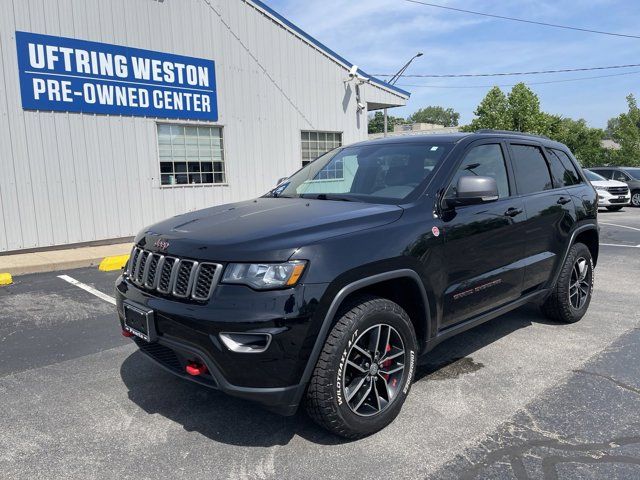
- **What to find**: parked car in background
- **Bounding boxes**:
[584,169,630,211]
[589,167,640,207]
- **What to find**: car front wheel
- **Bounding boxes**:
[305,295,417,438]
[631,190,640,207]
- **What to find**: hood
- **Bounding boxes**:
[590,179,628,188]
[136,198,404,262]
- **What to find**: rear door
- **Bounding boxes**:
[508,142,576,291]
[440,140,527,328]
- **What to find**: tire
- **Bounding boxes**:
[606,206,623,211]
[631,190,640,207]
[541,242,594,323]
[305,295,418,438]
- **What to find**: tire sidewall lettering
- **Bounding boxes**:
[336,329,358,406]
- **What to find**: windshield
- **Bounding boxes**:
[584,169,606,182]
[266,142,453,204]
[624,168,640,180]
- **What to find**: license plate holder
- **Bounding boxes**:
[123,301,156,342]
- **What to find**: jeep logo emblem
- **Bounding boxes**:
[154,239,170,251]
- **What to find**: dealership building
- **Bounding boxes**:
[0,0,408,253]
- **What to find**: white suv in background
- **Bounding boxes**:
[584,169,631,211]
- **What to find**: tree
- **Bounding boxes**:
[605,117,620,139]
[506,83,549,135]
[407,106,460,126]
[462,87,510,131]
[546,116,607,167]
[368,111,404,134]
[607,94,640,166]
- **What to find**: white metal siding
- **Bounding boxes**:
[0,0,406,252]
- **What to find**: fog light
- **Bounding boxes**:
[219,332,272,353]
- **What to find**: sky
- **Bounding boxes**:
[266,0,640,128]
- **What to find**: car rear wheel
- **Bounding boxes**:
[631,190,640,207]
[541,242,594,323]
[305,295,417,438]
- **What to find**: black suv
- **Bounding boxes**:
[588,166,640,207]
[116,131,598,438]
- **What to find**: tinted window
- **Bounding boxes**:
[548,149,581,186]
[510,144,553,194]
[593,169,613,179]
[612,170,630,182]
[625,168,640,180]
[446,144,509,199]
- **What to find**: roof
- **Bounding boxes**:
[246,0,410,100]
[354,131,573,148]
[354,133,471,146]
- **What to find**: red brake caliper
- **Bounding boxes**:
[382,344,392,381]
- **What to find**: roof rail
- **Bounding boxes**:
[474,129,550,140]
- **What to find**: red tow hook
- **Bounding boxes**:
[186,362,208,376]
[122,329,134,338]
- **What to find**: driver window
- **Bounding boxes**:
[613,170,629,182]
[446,144,510,199]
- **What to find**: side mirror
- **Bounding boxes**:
[445,176,499,208]
[276,177,288,186]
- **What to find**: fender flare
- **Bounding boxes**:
[293,269,431,404]
[548,224,599,290]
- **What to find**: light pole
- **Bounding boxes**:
[383,52,423,137]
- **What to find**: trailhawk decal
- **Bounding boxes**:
[336,329,358,406]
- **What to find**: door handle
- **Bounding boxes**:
[504,207,523,217]
[557,196,571,205]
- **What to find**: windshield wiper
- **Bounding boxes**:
[304,194,355,202]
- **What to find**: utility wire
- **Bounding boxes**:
[402,0,640,39]
[397,69,640,89]
[374,63,640,78]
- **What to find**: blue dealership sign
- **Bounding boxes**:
[15,31,218,121]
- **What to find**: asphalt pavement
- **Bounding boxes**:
[1,208,640,479]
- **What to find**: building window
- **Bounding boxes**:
[158,124,226,186]
[301,131,342,177]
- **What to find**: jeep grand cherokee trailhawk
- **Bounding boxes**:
[116,130,598,438]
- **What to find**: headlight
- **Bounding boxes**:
[594,185,607,191]
[222,261,307,289]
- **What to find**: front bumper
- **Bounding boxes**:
[116,275,329,414]
[597,192,630,207]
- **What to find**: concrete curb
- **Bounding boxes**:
[0,243,133,277]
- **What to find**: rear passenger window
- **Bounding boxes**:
[510,144,553,194]
[550,149,581,186]
[446,144,510,199]
[546,149,580,187]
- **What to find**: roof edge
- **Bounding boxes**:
[245,0,411,99]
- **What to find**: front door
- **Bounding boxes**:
[440,142,527,329]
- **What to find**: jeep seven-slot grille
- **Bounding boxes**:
[127,247,222,302]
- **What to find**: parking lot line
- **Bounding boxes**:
[600,222,640,233]
[600,243,640,248]
[57,274,116,305]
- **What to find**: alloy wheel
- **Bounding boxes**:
[632,193,640,207]
[569,257,590,310]
[342,324,405,417]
